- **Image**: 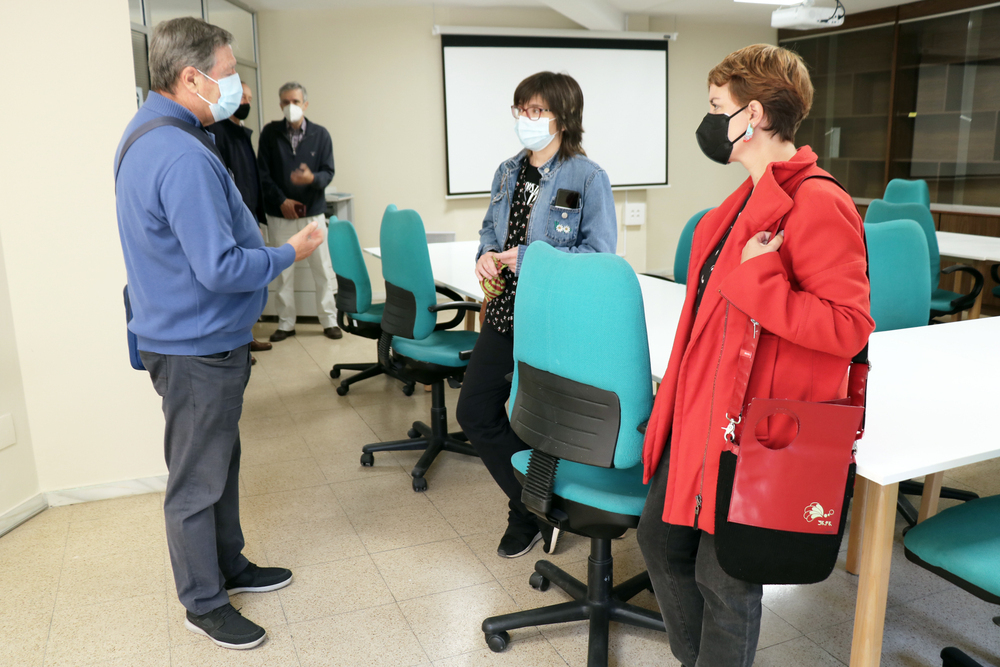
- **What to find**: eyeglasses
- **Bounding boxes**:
[511,106,550,121]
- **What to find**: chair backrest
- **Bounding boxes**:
[378,204,437,341]
[884,178,930,209]
[865,199,940,289]
[865,220,931,332]
[509,242,652,470]
[327,217,373,316]
[674,208,712,285]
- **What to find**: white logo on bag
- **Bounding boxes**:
[804,502,835,527]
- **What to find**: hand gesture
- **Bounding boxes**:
[741,230,784,264]
[290,163,314,186]
[280,198,304,219]
[476,252,501,281]
[287,220,323,261]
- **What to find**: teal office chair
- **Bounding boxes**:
[359,205,479,491]
[865,219,978,526]
[992,264,1000,300]
[327,218,413,396]
[884,178,931,208]
[672,208,711,284]
[481,243,664,666]
[904,494,1000,667]
[865,199,984,322]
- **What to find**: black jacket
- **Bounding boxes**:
[205,119,266,223]
[257,118,335,218]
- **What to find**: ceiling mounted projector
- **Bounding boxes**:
[771,0,846,29]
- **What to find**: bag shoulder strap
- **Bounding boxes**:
[722,174,870,445]
[115,115,224,182]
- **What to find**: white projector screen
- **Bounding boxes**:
[442,35,668,197]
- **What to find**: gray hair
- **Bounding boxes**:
[279,81,308,102]
[149,17,232,93]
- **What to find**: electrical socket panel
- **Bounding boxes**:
[624,202,646,227]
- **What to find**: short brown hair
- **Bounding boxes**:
[149,17,232,93]
[708,44,813,143]
[514,72,586,161]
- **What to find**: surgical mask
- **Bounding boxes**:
[695,105,748,165]
[233,103,251,121]
[515,115,555,152]
[283,103,304,124]
[196,70,242,123]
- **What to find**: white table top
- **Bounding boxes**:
[858,315,1000,485]
[936,231,1000,263]
[364,241,687,382]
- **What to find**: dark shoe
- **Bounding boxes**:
[185,603,265,650]
[323,327,343,340]
[251,355,257,366]
[269,329,295,342]
[497,514,543,558]
[225,563,293,594]
[250,339,272,352]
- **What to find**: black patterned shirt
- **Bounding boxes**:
[484,161,542,335]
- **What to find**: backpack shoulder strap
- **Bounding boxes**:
[115,116,224,181]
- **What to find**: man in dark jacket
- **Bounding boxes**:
[207,81,272,358]
[258,81,341,341]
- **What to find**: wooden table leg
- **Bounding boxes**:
[846,475,868,575]
[970,291,983,320]
[465,297,479,331]
[952,272,965,321]
[917,471,944,523]
[849,479,898,667]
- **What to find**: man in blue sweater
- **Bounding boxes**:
[115,17,323,650]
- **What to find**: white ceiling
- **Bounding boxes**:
[239,0,907,25]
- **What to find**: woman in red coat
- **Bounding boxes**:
[636,44,874,666]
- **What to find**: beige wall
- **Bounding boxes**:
[257,7,774,282]
[646,17,778,274]
[0,0,166,509]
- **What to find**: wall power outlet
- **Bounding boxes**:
[624,202,646,227]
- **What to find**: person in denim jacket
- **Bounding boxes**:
[456,72,617,559]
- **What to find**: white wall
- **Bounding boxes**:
[646,16,778,274]
[257,7,775,280]
[0,0,166,508]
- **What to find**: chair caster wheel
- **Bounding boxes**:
[529,572,550,591]
[486,631,510,653]
[412,476,427,492]
[407,428,419,438]
[402,383,415,396]
[336,385,349,396]
[330,368,341,379]
[360,452,374,467]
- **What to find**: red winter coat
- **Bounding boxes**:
[641,146,874,533]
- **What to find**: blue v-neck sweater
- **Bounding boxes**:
[115,92,296,356]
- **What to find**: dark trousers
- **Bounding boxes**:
[455,323,533,524]
[140,344,252,615]
[636,455,763,667]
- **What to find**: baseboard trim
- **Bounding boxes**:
[0,493,47,538]
[46,475,168,507]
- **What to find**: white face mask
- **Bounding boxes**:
[514,115,555,152]
[282,103,304,124]
[196,70,242,123]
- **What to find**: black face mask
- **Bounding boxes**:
[695,105,748,165]
[232,103,251,121]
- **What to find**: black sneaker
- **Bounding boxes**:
[497,511,545,559]
[269,329,295,342]
[224,563,293,594]
[185,603,265,650]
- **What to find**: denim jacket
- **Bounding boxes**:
[477,150,617,273]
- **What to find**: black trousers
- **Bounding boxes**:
[455,323,533,523]
[140,344,252,615]
[636,454,763,667]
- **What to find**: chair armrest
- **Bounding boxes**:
[991,263,1000,285]
[941,264,984,311]
[637,420,648,435]
[459,350,473,361]
[428,301,482,313]
[504,372,513,383]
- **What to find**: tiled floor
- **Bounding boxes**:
[3,322,999,666]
